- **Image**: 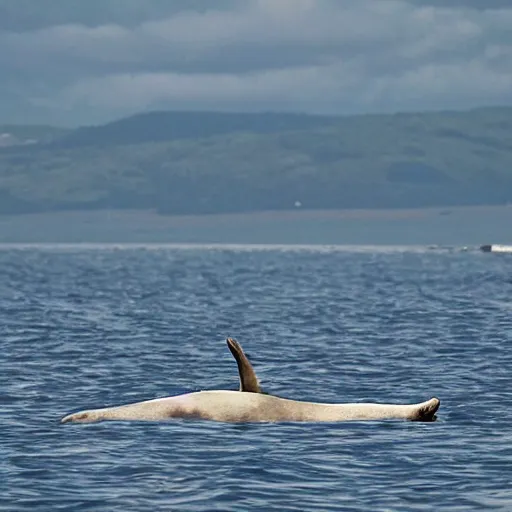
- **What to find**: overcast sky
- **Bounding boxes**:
[1,0,511,126]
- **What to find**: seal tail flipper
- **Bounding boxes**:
[226,338,262,393]
[409,397,440,421]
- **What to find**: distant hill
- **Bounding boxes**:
[0,107,511,215]
[54,110,337,147]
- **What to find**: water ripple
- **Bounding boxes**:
[1,247,511,511]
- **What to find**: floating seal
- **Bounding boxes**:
[61,338,440,424]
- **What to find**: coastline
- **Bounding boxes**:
[0,204,510,245]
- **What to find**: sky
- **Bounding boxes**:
[1,0,512,126]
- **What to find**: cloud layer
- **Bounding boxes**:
[1,0,512,125]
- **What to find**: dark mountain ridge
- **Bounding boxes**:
[0,106,511,215]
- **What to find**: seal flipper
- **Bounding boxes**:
[409,397,440,422]
[226,338,262,393]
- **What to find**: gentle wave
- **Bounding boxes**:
[1,248,511,511]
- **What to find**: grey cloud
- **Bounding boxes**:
[1,0,512,125]
[4,1,506,74]
[0,0,237,31]
[405,0,512,9]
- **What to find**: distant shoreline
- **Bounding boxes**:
[0,203,510,220]
[0,205,511,245]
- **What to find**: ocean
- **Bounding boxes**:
[1,245,511,511]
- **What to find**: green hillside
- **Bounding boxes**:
[0,107,511,215]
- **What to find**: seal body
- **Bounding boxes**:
[61,338,441,425]
[61,390,440,424]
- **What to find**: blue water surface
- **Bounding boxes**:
[1,245,511,511]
